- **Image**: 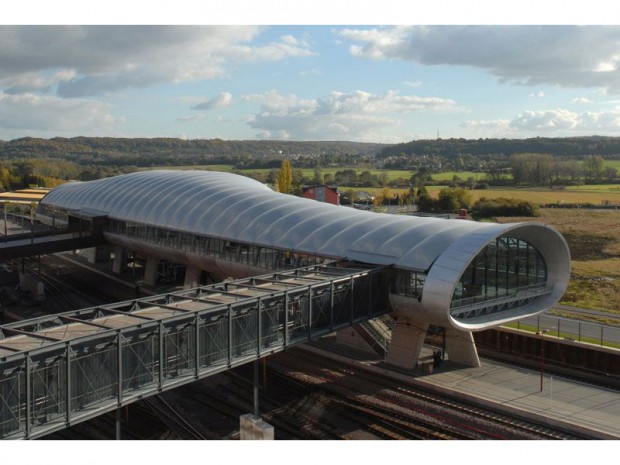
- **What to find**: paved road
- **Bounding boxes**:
[516,307,620,347]
[551,304,620,323]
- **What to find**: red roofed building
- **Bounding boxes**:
[302,185,340,205]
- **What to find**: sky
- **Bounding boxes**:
[2,1,620,143]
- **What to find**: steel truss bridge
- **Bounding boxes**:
[0,264,390,440]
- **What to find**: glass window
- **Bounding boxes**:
[451,237,548,317]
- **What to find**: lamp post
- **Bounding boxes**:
[537,329,549,391]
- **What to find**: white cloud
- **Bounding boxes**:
[339,26,620,94]
[460,119,512,135]
[0,26,315,97]
[593,54,620,72]
[510,109,580,131]
[177,114,206,122]
[2,70,77,95]
[463,108,620,136]
[573,97,593,104]
[192,92,233,111]
[0,92,122,132]
[404,81,422,88]
[243,89,456,141]
[529,91,544,98]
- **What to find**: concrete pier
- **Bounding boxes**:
[239,414,274,440]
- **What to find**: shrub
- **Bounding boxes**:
[472,197,539,219]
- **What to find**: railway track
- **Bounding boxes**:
[174,371,341,439]
[263,357,476,439]
[41,400,184,440]
[267,349,591,440]
[142,395,208,439]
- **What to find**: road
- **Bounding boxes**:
[516,305,620,347]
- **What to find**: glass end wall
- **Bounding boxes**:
[451,237,551,320]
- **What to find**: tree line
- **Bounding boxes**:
[379,136,620,160]
[0,137,386,167]
[1,136,619,191]
[510,153,617,186]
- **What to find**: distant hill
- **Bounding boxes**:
[2,136,620,170]
[378,136,620,160]
[0,137,388,166]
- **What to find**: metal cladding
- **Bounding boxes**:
[38,169,571,330]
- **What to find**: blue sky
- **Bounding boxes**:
[2,2,620,143]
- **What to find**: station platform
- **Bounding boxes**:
[303,336,620,440]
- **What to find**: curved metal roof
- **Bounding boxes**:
[39,170,539,272]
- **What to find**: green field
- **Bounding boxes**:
[339,185,620,206]
[252,166,409,181]
[566,184,620,194]
[145,164,490,183]
[141,164,235,172]
[427,186,620,205]
[147,164,414,180]
[430,171,490,181]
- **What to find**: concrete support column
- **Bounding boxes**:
[184,267,202,289]
[111,247,124,274]
[144,256,159,287]
[19,272,45,301]
[80,247,97,264]
[239,414,274,440]
[385,320,429,370]
[81,246,109,264]
[445,327,481,367]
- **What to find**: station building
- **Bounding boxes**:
[36,170,571,368]
[302,184,340,205]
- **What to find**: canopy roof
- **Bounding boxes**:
[40,170,531,272]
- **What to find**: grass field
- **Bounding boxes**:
[430,171,489,181]
[339,185,620,206]
[428,186,620,205]
[145,164,491,183]
[495,209,620,314]
[565,184,620,193]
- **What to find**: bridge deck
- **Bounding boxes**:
[0,263,390,440]
[0,229,106,259]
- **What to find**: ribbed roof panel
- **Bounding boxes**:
[39,170,521,271]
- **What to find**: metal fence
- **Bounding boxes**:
[514,313,620,348]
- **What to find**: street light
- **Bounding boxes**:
[537,329,549,391]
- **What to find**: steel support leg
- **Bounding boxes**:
[253,359,259,419]
[116,407,121,440]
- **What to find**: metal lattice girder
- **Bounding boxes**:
[0,264,390,439]
[72,344,117,410]
[0,365,26,438]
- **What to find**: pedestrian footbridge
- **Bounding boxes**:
[0,263,389,439]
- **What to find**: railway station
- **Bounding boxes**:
[32,170,571,367]
[0,169,592,440]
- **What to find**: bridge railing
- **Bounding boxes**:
[0,264,390,439]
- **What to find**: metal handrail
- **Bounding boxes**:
[451,282,553,310]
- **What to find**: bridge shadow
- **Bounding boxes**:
[247,337,467,439]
